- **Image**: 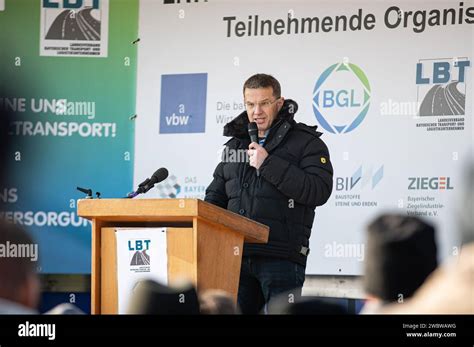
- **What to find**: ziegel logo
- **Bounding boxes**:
[408,177,454,190]
[416,58,470,116]
[313,62,371,134]
[160,73,207,134]
[128,239,150,266]
[335,165,384,191]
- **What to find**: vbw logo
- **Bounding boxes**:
[128,239,150,266]
[416,58,470,117]
[408,177,454,190]
[160,73,207,134]
[43,0,99,9]
[336,165,384,191]
[313,62,371,134]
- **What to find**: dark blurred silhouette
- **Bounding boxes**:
[127,279,200,314]
[361,214,438,313]
[459,160,474,245]
[380,243,473,314]
[0,90,39,314]
[44,303,85,315]
[0,220,40,314]
[0,90,13,203]
[199,289,240,314]
[1,90,85,315]
[381,161,474,314]
[267,290,348,315]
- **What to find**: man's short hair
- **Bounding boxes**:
[243,74,281,98]
[364,214,438,302]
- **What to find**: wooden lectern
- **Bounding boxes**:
[77,198,269,314]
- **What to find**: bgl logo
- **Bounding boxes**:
[313,61,371,134]
[416,58,470,117]
[43,0,99,9]
[336,165,384,191]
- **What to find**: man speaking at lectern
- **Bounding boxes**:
[205,74,333,314]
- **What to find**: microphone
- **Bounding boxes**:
[247,122,260,177]
[77,186,93,198]
[127,168,169,198]
[248,121,258,144]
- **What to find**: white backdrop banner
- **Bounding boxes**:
[116,228,168,314]
[135,0,473,275]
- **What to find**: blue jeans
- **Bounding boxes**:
[237,256,306,314]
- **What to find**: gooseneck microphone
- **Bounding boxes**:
[247,122,260,177]
[127,168,169,198]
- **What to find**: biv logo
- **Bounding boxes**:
[335,165,384,191]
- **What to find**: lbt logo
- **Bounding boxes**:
[416,58,470,117]
[43,0,100,8]
[128,239,151,251]
[312,62,371,134]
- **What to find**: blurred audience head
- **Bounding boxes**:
[199,289,239,314]
[364,214,438,303]
[267,291,348,315]
[127,278,200,314]
[379,242,474,314]
[0,220,40,310]
[459,161,474,246]
[388,160,473,314]
[44,303,85,315]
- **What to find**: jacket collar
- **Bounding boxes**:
[223,99,299,139]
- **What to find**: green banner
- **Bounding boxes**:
[0,0,138,273]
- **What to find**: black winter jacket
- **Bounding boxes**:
[204,99,333,266]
